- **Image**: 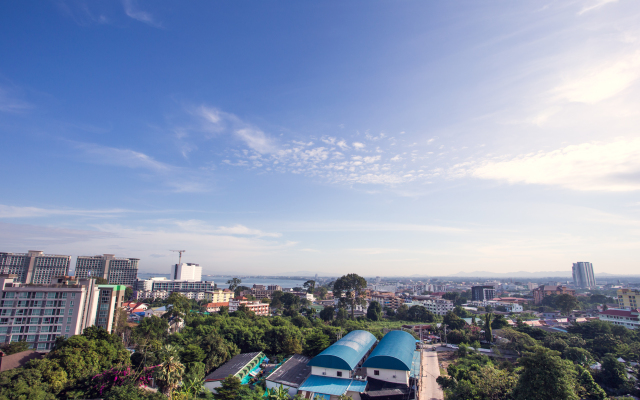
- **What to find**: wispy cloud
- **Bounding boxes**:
[0,205,130,219]
[72,141,211,192]
[452,138,640,191]
[122,0,161,27]
[553,51,640,104]
[578,0,618,15]
[173,219,282,238]
[0,86,32,113]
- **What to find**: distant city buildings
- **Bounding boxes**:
[532,285,576,305]
[0,251,70,285]
[75,254,139,285]
[471,285,496,302]
[572,262,596,288]
[228,299,269,316]
[171,263,202,281]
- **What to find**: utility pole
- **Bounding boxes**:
[170,250,186,265]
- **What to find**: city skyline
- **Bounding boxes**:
[2,1,640,275]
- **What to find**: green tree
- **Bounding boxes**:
[453,305,471,318]
[154,345,185,399]
[0,340,30,355]
[133,316,169,343]
[200,334,240,373]
[599,353,630,393]
[164,292,192,320]
[332,273,367,319]
[303,280,316,294]
[367,301,382,321]
[304,331,330,357]
[315,286,328,300]
[336,307,349,322]
[407,305,435,322]
[513,347,579,400]
[575,365,607,400]
[227,278,242,291]
[214,375,242,400]
[395,304,409,321]
[483,313,493,342]
[555,294,579,316]
[0,368,57,400]
[443,312,466,330]
[319,306,335,322]
[491,314,509,329]
[124,287,133,301]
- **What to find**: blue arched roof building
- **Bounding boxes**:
[307,330,377,371]
[361,330,415,371]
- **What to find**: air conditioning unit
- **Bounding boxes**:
[322,372,326,375]
[392,375,396,378]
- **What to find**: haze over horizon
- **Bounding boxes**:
[2,1,640,276]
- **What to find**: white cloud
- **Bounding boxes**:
[235,128,276,154]
[353,142,366,150]
[122,0,161,27]
[454,138,640,191]
[74,142,171,171]
[553,52,640,104]
[336,140,350,150]
[73,142,211,193]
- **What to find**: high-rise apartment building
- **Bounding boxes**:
[171,263,202,281]
[471,285,496,302]
[0,274,125,350]
[75,254,139,286]
[617,289,640,310]
[572,262,596,289]
[0,251,70,284]
[94,285,126,332]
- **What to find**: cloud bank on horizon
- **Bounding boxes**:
[1,0,639,275]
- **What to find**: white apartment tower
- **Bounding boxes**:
[75,254,139,285]
[0,251,70,285]
[171,263,202,281]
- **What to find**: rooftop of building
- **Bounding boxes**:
[0,350,44,372]
[307,330,377,371]
[266,354,311,387]
[298,375,367,396]
[600,309,639,318]
[362,330,416,371]
[204,352,263,382]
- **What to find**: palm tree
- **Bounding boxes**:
[154,345,185,399]
[267,385,290,400]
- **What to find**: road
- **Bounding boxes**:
[420,351,444,400]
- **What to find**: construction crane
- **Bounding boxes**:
[170,250,186,265]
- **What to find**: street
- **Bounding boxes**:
[420,351,444,400]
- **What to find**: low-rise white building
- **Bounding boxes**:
[598,309,639,330]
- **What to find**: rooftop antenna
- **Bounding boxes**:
[170,250,186,265]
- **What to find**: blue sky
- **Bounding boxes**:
[1,0,639,276]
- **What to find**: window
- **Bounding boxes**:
[65,326,70,333]
[68,309,73,315]
[337,371,342,377]
[67,317,72,324]
[374,370,380,376]
[71,293,76,298]
[39,334,49,341]
[69,300,74,307]
[37,343,47,350]
[26,335,35,342]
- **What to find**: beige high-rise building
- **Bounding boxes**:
[75,254,139,285]
[0,251,70,285]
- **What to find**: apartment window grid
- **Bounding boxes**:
[0,290,78,349]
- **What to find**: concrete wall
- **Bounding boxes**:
[311,366,351,379]
[204,380,222,393]
[366,367,409,385]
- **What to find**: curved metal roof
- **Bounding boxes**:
[307,330,377,371]
[361,330,415,371]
